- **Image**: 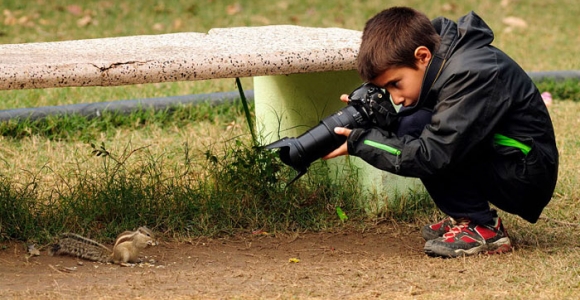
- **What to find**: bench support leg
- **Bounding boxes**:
[254,71,424,210]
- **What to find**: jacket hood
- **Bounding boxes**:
[397,12,496,115]
[432,11,495,60]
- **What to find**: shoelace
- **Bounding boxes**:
[444,218,471,238]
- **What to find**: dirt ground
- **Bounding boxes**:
[0,222,577,299]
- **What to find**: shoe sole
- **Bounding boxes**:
[424,237,512,258]
[421,228,444,241]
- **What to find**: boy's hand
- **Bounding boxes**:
[322,95,351,160]
[322,127,352,159]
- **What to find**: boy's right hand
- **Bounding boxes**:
[322,127,351,160]
[322,94,351,160]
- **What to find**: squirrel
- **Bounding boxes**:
[49,226,156,265]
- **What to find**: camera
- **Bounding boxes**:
[265,83,398,184]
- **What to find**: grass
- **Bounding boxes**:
[0,80,577,245]
[0,0,579,247]
[0,96,375,242]
[1,0,579,109]
[0,2,580,298]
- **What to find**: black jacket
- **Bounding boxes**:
[348,12,558,220]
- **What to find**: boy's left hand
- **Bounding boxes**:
[322,127,352,159]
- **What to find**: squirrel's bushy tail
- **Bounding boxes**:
[49,233,112,263]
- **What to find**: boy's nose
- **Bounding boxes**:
[390,94,405,105]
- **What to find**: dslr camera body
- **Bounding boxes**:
[265,83,398,184]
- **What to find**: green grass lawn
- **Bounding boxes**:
[0,0,579,246]
[1,0,578,109]
[1,2,579,298]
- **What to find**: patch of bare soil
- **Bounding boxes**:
[0,222,577,299]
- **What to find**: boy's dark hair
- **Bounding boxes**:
[357,7,440,81]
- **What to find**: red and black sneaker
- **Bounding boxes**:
[423,216,512,258]
[420,217,456,240]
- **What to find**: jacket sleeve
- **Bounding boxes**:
[347,58,510,178]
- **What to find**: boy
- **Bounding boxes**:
[324,7,559,258]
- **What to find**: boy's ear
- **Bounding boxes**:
[414,46,432,67]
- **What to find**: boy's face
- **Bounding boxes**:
[371,66,426,107]
[369,46,431,107]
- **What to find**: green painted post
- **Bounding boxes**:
[254,71,424,207]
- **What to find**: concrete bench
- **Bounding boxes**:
[0,25,363,89]
[0,25,422,200]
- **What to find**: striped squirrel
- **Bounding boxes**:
[49,226,156,265]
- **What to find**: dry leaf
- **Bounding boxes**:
[252,229,269,235]
[226,3,242,15]
[77,15,92,27]
[3,9,17,26]
[502,16,527,28]
[442,3,456,12]
[18,16,35,27]
[18,16,30,25]
[226,121,240,131]
[250,15,271,25]
[66,5,83,16]
[172,18,183,30]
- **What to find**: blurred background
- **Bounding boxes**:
[1,0,578,110]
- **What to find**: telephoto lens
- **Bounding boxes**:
[265,105,369,179]
[265,83,388,184]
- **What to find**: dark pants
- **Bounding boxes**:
[397,108,556,225]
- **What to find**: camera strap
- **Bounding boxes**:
[399,54,446,116]
[370,99,398,130]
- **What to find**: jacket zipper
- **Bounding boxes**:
[493,134,531,155]
[363,140,402,155]
[363,140,402,172]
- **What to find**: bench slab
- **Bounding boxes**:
[0,26,361,90]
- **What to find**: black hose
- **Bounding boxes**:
[0,70,578,122]
[527,70,580,81]
[0,90,254,122]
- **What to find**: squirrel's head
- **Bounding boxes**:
[136,226,157,246]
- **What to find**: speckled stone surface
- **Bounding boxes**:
[0,26,361,90]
